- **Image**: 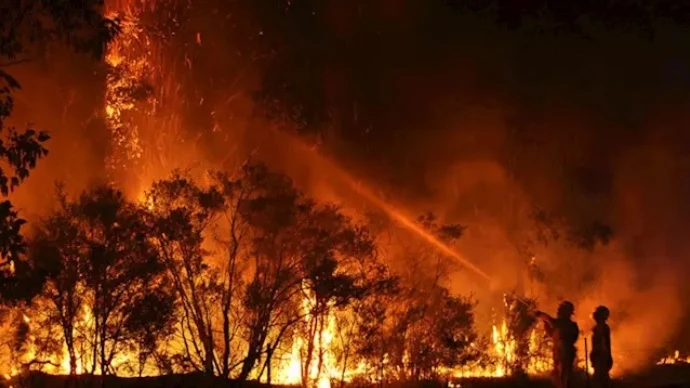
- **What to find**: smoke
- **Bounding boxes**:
[415,110,690,374]
[574,247,683,376]
[6,49,108,220]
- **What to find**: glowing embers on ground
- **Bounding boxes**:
[657,350,690,365]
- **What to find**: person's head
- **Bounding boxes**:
[557,300,575,319]
[593,305,610,324]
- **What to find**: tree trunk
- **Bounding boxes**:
[62,324,77,375]
[221,306,231,376]
[302,315,318,386]
[266,347,273,387]
[100,320,108,375]
[237,353,254,381]
[316,318,325,386]
[222,231,239,377]
[90,307,98,374]
[204,339,214,375]
[238,324,267,381]
[339,342,349,388]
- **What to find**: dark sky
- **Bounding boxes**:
[225,0,690,218]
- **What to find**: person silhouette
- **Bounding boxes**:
[533,301,579,388]
[590,305,613,388]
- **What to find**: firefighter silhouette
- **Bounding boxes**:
[533,301,579,388]
[590,305,613,388]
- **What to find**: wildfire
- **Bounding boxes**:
[272,288,338,388]
[451,320,552,379]
[96,2,552,384]
[2,0,682,386]
[657,350,690,365]
[104,0,186,198]
[272,295,552,387]
[104,0,147,177]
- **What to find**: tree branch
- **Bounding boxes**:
[0,57,34,68]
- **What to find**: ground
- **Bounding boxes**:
[3,365,690,388]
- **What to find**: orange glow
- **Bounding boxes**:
[1,1,683,385]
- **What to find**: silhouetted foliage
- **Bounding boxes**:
[143,163,382,382]
[146,171,227,375]
[234,163,377,384]
[351,212,479,381]
[27,186,175,375]
[5,162,482,380]
[28,191,84,375]
[530,207,612,253]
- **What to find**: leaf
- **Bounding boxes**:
[0,70,21,90]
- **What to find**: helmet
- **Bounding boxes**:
[593,305,610,322]
[557,300,575,318]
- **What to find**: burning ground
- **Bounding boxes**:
[2,0,690,387]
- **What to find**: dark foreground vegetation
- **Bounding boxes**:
[4,366,690,388]
[0,372,551,388]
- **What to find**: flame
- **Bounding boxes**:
[269,284,340,388]
[657,350,690,365]
[451,319,552,379]
[104,1,146,178]
[269,292,556,387]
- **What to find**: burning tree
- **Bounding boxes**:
[28,191,85,375]
[146,171,227,375]
[1,162,495,384]
[143,162,385,385]
[501,292,542,377]
[232,163,378,386]
[25,186,176,375]
[351,212,481,381]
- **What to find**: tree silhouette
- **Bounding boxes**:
[28,186,174,375]
[232,163,376,384]
[146,171,226,375]
[28,189,84,375]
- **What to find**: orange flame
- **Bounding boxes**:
[657,350,690,365]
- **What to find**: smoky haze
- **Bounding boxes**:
[7,0,690,376]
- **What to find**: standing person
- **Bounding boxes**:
[590,306,613,388]
[533,301,580,388]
